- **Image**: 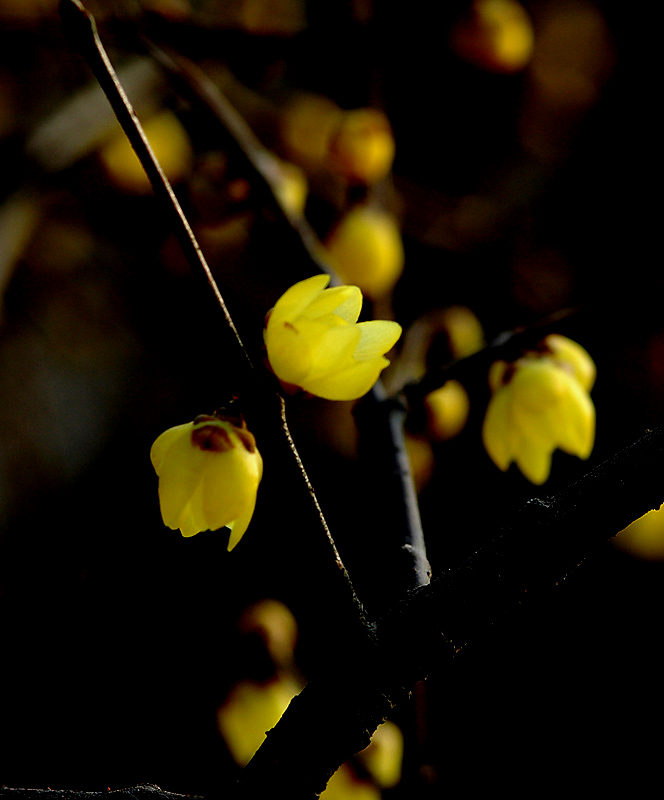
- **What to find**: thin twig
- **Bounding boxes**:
[134,29,431,598]
[58,0,367,626]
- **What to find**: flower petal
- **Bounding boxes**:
[156,432,205,529]
[269,274,330,326]
[227,485,260,551]
[513,433,554,485]
[150,423,191,473]
[298,316,361,380]
[482,386,512,471]
[304,284,362,323]
[264,319,313,385]
[303,356,389,400]
[354,320,402,361]
[200,443,262,531]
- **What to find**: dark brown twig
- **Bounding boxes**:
[58,0,366,628]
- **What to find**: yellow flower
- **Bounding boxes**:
[482,341,595,484]
[218,674,302,766]
[324,205,405,299]
[424,379,471,442]
[328,108,396,185]
[99,109,193,194]
[150,415,263,549]
[264,274,402,401]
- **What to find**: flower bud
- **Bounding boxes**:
[264,274,402,401]
[328,108,396,185]
[99,109,193,194]
[150,415,262,549]
[450,0,534,74]
[482,339,596,484]
[324,206,404,299]
[424,380,470,442]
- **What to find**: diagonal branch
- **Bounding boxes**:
[58,0,367,630]
[231,425,664,798]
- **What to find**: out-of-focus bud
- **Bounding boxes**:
[280,94,344,168]
[614,506,664,561]
[405,433,435,493]
[324,206,404,299]
[356,721,404,789]
[328,108,395,185]
[424,380,471,442]
[238,599,298,668]
[482,339,596,484]
[440,305,485,360]
[218,674,302,766]
[98,109,193,194]
[264,275,402,401]
[450,0,534,74]
[280,95,395,185]
[322,765,381,799]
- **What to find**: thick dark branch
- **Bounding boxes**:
[232,426,664,798]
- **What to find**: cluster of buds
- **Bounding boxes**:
[482,334,596,484]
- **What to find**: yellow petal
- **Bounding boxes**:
[510,359,567,410]
[556,375,595,458]
[304,284,362,323]
[512,431,554,485]
[303,356,389,400]
[299,316,361,379]
[265,318,313,386]
[156,433,206,529]
[199,449,261,531]
[227,485,260,551]
[150,422,191,473]
[354,320,402,360]
[269,274,330,326]
[545,334,596,391]
[482,386,512,471]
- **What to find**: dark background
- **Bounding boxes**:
[1,0,661,796]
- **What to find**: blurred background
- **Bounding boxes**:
[1,0,662,796]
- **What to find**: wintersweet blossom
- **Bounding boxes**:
[264,274,402,401]
[150,415,263,549]
[482,336,595,484]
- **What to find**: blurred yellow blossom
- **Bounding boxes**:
[328,108,396,185]
[482,337,595,484]
[218,674,302,766]
[357,720,404,789]
[264,275,402,400]
[324,205,404,299]
[322,766,381,800]
[425,380,471,442]
[614,505,664,561]
[451,0,534,74]
[280,95,394,184]
[150,414,262,549]
[544,333,596,391]
[440,305,485,360]
[99,109,193,194]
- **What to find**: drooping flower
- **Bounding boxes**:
[264,274,402,401]
[482,336,596,484]
[150,414,263,549]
